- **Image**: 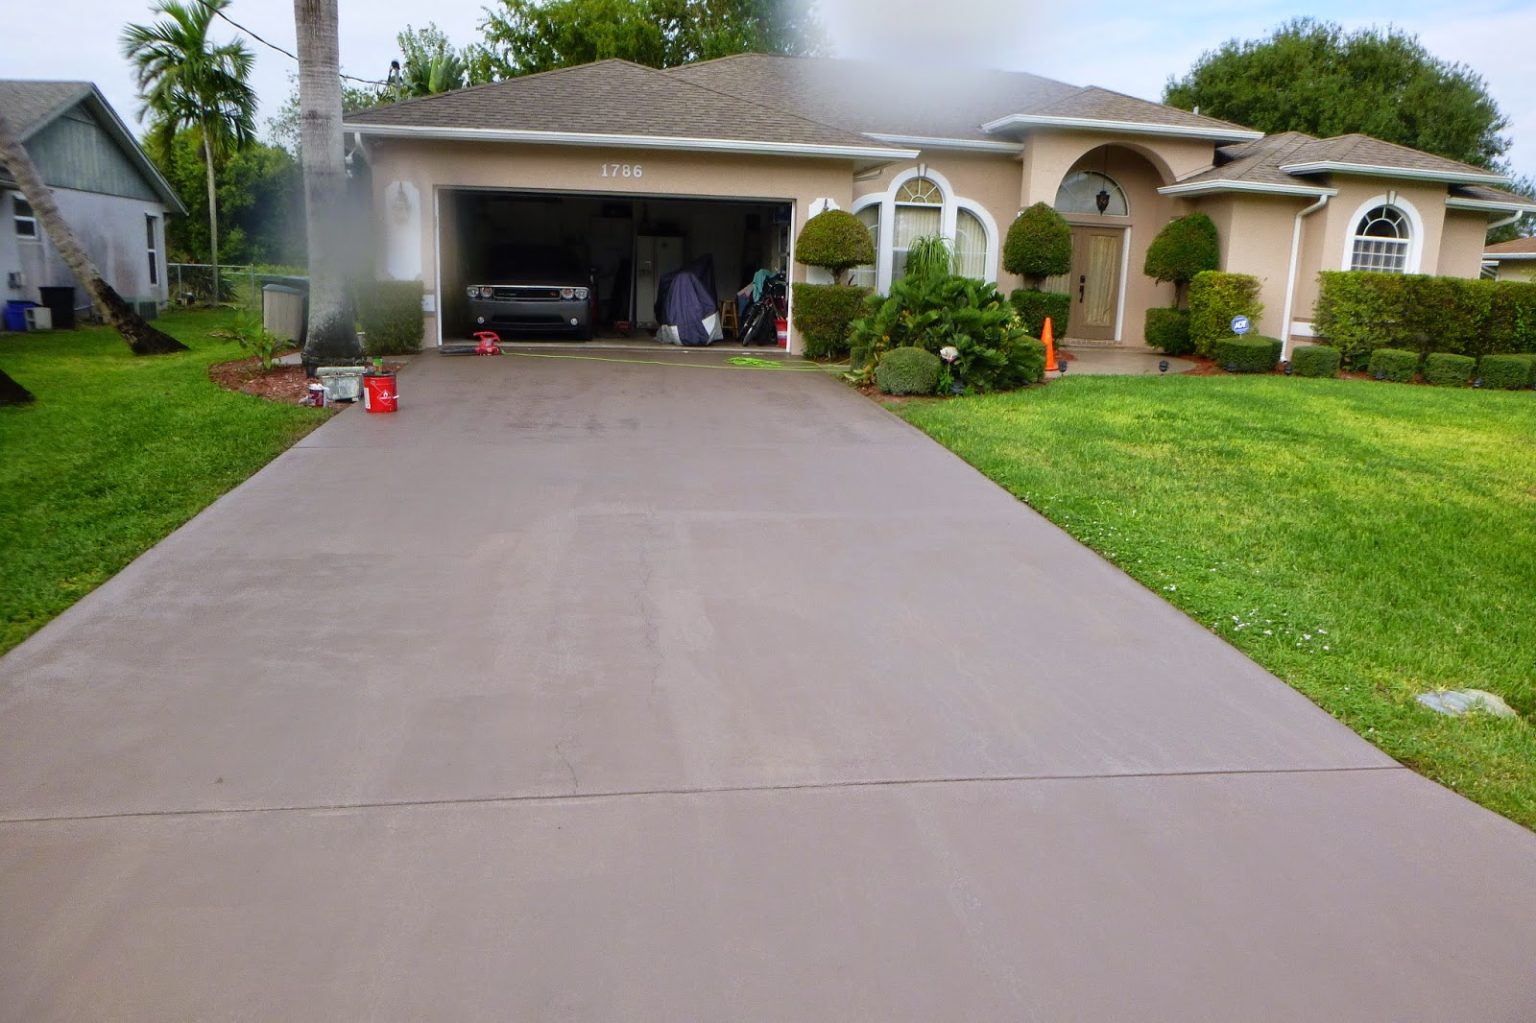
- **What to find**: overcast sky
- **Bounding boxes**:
[8,0,1534,185]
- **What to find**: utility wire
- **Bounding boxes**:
[202,1,391,87]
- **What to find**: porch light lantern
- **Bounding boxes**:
[1095,187,1111,215]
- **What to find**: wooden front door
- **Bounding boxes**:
[1070,228,1123,341]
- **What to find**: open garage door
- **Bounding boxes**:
[437,189,792,348]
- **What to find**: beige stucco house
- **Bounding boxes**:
[345,55,1536,355]
[1483,236,1536,281]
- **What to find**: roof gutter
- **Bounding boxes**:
[1280,193,1330,361]
[1279,161,1508,186]
[1159,180,1337,199]
[981,113,1261,143]
[864,133,1023,154]
[347,122,919,164]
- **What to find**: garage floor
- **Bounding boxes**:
[2,352,1534,1020]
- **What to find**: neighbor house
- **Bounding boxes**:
[1,81,185,323]
[1482,236,1536,281]
[343,55,1536,354]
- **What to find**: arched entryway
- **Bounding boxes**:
[1049,145,1170,343]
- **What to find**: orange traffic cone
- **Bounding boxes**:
[1042,317,1059,373]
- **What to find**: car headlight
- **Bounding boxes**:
[575,287,589,300]
[560,288,575,300]
[466,286,477,299]
[480,286,494,299]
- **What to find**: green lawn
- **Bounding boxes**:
[0,309,327,654]
[898,375,1536,830]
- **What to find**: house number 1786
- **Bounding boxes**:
[600,163,643,178]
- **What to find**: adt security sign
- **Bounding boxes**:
[1231,315,1252,335]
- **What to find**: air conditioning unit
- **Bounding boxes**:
[135,300,158,320]
[25,306,52,330]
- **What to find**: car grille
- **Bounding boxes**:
[490,286,565,301]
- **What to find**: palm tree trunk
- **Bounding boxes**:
[0,108,186,355]
[202,130,220,305]
[0,368,35,405]
[294,0,360,370]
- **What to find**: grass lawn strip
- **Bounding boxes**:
[898,375,1536,831]
[0,309,329,654]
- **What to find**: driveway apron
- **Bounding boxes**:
[2,349,1534,1021]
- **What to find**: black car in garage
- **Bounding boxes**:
[467,245,594,340]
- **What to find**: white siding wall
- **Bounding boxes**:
[2,186,169,309]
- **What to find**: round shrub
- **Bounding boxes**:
[1003,203,1071,284]
[1212,335,1281,373]
[1367,347,1419,383]
[1290,344,1341,378]
[875,346,941,395]
[794,209,875,282]
[791,283,868,359]
[1477,353,1536,389]
[1144,213,1220,304]
[1188,271,1264,357]
[1010,288,1070,337]
[1422,352,1475,387]
[1144,308,1193,355]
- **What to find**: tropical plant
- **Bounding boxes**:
[0,106,185,354]
[1003,202,1071,288]
[794,209,874,284]
[122,0,257,305]
[211,306,287,371]
[294,0,361,368]
[1144,212,1220,307]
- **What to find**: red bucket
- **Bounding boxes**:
[775,317,788,348]
[363,372,398,413]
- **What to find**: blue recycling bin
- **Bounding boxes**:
[4,300,39,332]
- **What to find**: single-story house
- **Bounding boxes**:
[1482,236,1536,281]
[1,81,184,323]
[343,56,1536,355]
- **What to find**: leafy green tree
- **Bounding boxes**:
[122,0,257,304]
[1164,19,1509,170]
[1143,212,1220,308]
[479,0,824,77]
[1003,203,1071,288]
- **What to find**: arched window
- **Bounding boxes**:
[1350,205,1410,273]
[1055,171,1128,216]
[894,176,943,280]
[954,208,986,278]
[849,205,879,289]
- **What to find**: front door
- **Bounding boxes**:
[1070,227,1123,341]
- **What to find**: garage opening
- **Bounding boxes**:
[437,189,793,347]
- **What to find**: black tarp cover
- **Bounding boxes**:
[657,255,719,347]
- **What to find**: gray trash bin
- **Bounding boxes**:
[262,284,308,345]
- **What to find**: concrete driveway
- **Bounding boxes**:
[2,349,1533,1021]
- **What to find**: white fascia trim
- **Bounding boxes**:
[348,122,919,162]
[1279,161,1507,186]
[864,133,1023,154]
[1484,251,1536,260]
[981,113,1261,143]
[1448,197,1536,215]
[1159,180,1337,199]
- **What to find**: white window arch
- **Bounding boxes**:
[1055,170,1128,216]
[851,166,1000,293]
[1341,194,1423,274]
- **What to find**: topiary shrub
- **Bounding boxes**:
[1422,352,1475,387]
[1367,347,1419,383]
[1290,344,1340,378]
[1144,308,1193,355]
[1212,335,1281,373]
[1003,203,1071,286]
[1189,271,1263,357]
[794,209,875,284]
[1009,288,1070,337]
[791,282,868,359]
[1144,212,1220,307]
[1477,353,1536,389]
[875,346,941,395]
[357,280,424,355]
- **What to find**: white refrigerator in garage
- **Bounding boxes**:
[633,235,683,329]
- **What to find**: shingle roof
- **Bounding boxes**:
[1281,134,1504,182]
[0,81,93,140]
[1172,132,1324,189]
[346,58,899,156]
[1485,236,1536,255]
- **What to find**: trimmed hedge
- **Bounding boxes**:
[1144,212,1220,300]
[794,209,875,282]
[1422,352,1475,387]
[1213,335,1281,373]
[1189,271,1264,357]
[1368,348,1419,383]
[875,346,941,395]
[791,283,868,360]
[1144,308,1193,355]
[1290,344,1340,378]
[1314,272,1536,367]
[1003,203,1072,284]
[1478,353,1536,390]
[1009,288,1070,338]
[357,280,424,355]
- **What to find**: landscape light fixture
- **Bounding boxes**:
[1058,357,1069,374]
[1282,360,1293,375]
[1374,370,1386,381]
[1158,359,1169,374]
[1225,362,1238,373]
[1473,377,1484,389]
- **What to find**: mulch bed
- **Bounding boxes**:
[209,356,313,403]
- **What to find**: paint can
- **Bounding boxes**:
[363,372,398,413]
[307,383,327,408]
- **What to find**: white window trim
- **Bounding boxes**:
[146,214,160,287]
[1340,193,1424,274]
[12,194,38,241]
[853,166,1000,293]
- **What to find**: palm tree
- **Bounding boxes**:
[122,0,256,305]
[294,0,360,368]
[0,106,186,354]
